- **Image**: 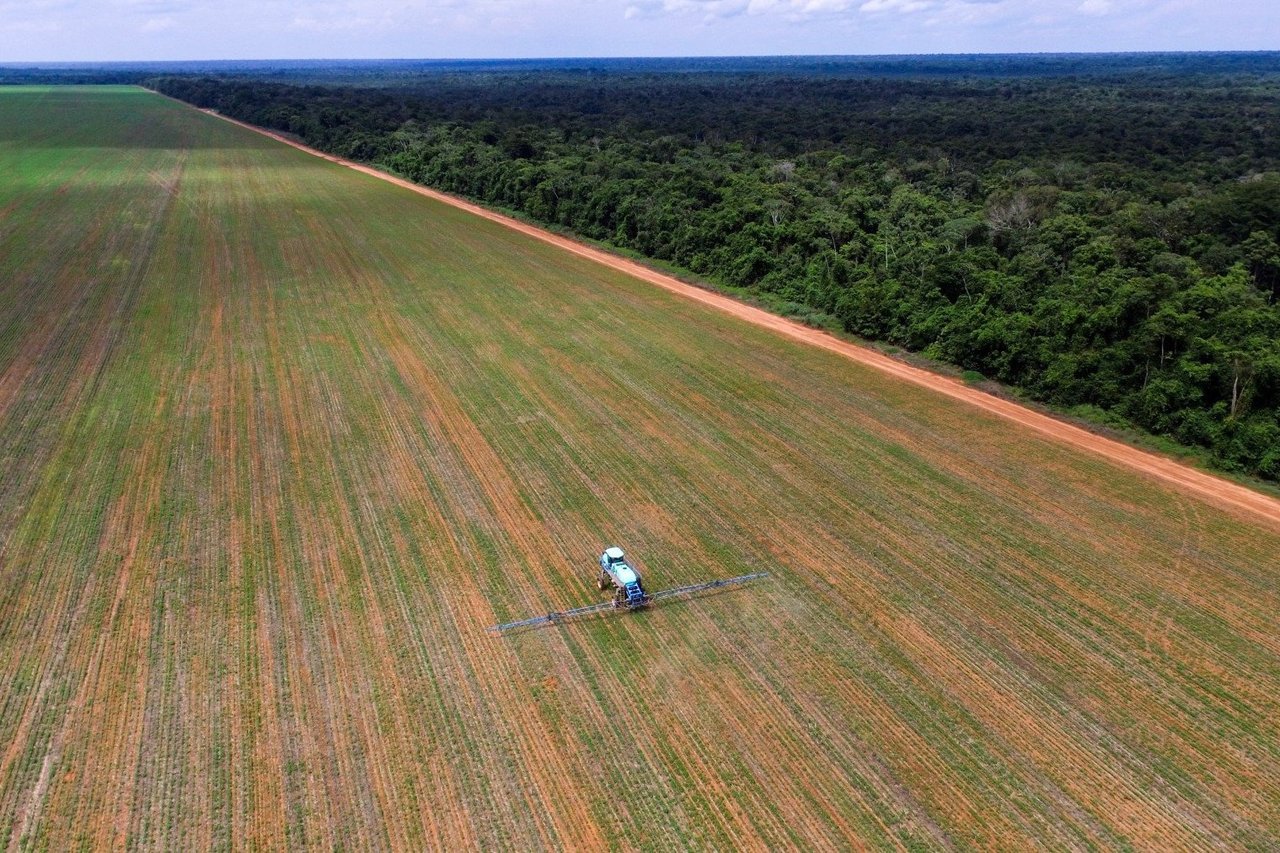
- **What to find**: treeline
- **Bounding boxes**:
[150,65,1280,479]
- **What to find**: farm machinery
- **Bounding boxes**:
[489,546,767,634]
[598,546,651,609]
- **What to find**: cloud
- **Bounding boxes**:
[278,0,528,33]
[0,0,71,33]
[289,14,392,32]
[282,0,405,32]
[858,0,1005,14]
[624,0,752,21]
[0,19,64,33]
[625,0,1003,22]
[140,16,177,32]
[0,0,75,10]
[113,0,199,13]
[4,0,1279,61]
[859,0,931,12]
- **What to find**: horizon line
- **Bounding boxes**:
[5,49,1280,67]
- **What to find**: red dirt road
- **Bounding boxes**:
[203,108,1280,530]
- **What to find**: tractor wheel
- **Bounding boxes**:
[597,575,610,591]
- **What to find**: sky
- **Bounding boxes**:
[0,0,1276,62]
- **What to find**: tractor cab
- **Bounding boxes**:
[598,546,650,609]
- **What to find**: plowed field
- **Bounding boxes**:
[2,86,1279,849]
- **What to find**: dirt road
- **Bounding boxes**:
[202,108,1280,529]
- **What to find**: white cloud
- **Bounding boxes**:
[2,0,1278,61]
[624,0,752,20]
[625,0,1004,21]
[275,0,541,33]
[114,0,195,12]
[289,14,387,32]
[140,15,176,31]
[0,0,76,10]
[859,0,932,13]
[0,19,64,33]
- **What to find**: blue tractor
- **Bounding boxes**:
[598,546,651,609]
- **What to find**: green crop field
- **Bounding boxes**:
[2,86,1279,849]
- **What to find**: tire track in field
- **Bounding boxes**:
[0,157,146,559]
[744,422,1263,843]
[375,235,965,846]
[254,187,614,846]
[351,230,909,845]
[460,263,1269,845]
[197,104,1280,531]
[202,160,290,850]
[369,318,612,849]
[737,409,1274,844]
[427,257,1059,845]
[268,218,479,849]
[1,140,189,850]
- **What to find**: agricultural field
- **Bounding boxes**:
[2,85,1280,849]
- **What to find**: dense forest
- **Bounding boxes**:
[144,57,1280,479]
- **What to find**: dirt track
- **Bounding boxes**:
[202,108,1280,529]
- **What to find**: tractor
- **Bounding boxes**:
[597,546,651,609]
[488,547,768,633]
